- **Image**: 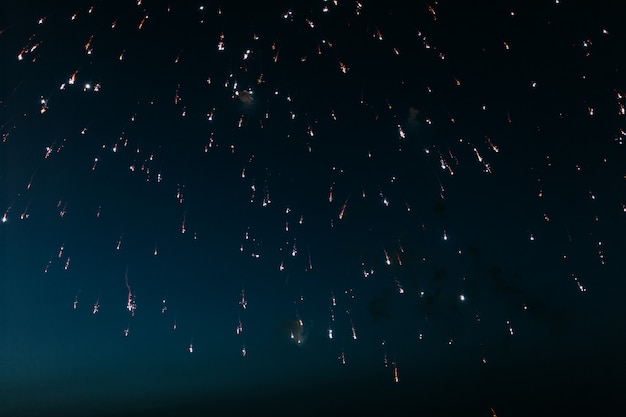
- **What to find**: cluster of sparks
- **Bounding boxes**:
[2,0,624,393]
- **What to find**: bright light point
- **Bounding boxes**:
[459,294,465,301]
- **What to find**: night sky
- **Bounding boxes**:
[1,1,625,416]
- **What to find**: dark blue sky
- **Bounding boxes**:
[1,1,625,416]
